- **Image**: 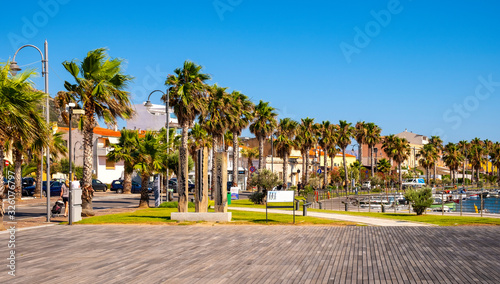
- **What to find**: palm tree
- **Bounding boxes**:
[133,131,162,208]
[365,122,381,177]
[457,140,470,185]
[166,60,210,212]
[241,147,259,190]
[336,120,354,194]
[354,121,367,165]
[429,136,443,185]
[327,144,341,186]
[200,84,231,198]
[275,118,298,189]
[483,139,493,175]
[228,91,254,187]
[416,144,438,184]
[188,123,212,200]
[298,118,316,185]
[383,136,410,191]
[249,100,278,171]
[489,143,500,185]
[377,158,391,187]
[469,143,486,184]
[56,48,134,216]
[318,121,336,188]
[107,129,139,194]
[443,143,464,185]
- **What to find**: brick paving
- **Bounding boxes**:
[1,225,500,283]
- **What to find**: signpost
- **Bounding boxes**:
[266,190,295,224]
[317,169,322,174]
[230,187,239,200]
[249,166,256,173]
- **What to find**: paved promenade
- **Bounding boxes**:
[2,225,500,283]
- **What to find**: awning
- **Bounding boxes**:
[107,137,120,144]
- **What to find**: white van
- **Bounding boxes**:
[362,181,371,190]
[402,178,426,188]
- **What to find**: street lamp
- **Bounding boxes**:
[66,103,84,225]
[11,41,50,222]
[144,89,170,202]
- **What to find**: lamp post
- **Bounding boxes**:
[66,103,84,225]
[144,89,169,201]
[10,40,50,222]
[271,133,274,174]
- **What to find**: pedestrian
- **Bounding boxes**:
[60,179,70,217]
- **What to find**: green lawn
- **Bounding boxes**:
[76,206,355,226]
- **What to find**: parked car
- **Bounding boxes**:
[361,181,371,190]
[79,179,108,192]
[111,180,142,193]
[25,180,63,197]
[168,178,195,192]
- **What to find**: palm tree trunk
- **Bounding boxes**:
[82,117,95,216]
[472,167,475,185]
[398,162,403,191]
[232,132,239,187]
[305,147,310,185]
[343,148,348,194]
[463,159,466,185]
[433,164,437,185]
[323,148,328,189]
[258,136,265,170]
[35,155,42,197]
[14,148,22,201]
[123,167,132,194]
[370,145,374,177]
[283,152,289,189]
[426,167,429,185]
[139,172,150,208]
[358,144,363,165]
[476,166,480,184]
[301,152,305,183]
[178,123,190,212]
[211,136,218,197]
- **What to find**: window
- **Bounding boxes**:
[106,159,115,170]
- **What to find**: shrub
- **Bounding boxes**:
[371,188,382,193]
[404,187,434,215]
[159,201,195,208]
[249,169,282,192]
[249,192,265,205]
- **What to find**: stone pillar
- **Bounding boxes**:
[195,148,209,212]
[214,152,228,213]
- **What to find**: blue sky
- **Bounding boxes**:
[1,0,500,143]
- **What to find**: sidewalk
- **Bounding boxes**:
[229,206,434,226]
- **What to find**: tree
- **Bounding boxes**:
[404,187,434,215]
[489,143,500,186]
[107,129,139,194]
[443,143,464,185]
[275,118,298,189]
[336,120,354,194]
[469,143,486,184]
[298,117,317,184]
[365,122,381,177]
[57,48,134,216]
[133,131,162,208]
[457,140,470,185]
[377,158,391,175]
[166,60,210,212]
[241,147,259,190]
[249,168,282,197]
[318,121,336,189]
[249,100,278,171]
[383,136,410,191]
[354,121,367,165]
[416,144,438,184]
[429,136,443,185]
[228,91,254,187]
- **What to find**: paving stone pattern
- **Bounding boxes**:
[2,225,500,283]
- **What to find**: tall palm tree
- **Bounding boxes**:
[457,140,470,185]
[469,143,486,184]
[241,147,259,189]
[443,143,464,185]
[336,120,354,194]
[489,142,500,185]
[365,122,381,177]
[483,139,493,174]
[429,136,443,185]
[354,121,367,165]
[107,129,139,194]
[249,100,278,171]
[382,134,396,174]
[416,144,438,184]
[133,131,162,208]
[227,91,254,187]
[298,118,316,185]
[275,118,298,189]
[56,48,134,216]
[188,123,212,196]
[318,121,336,188]
[166,60,210,212]
[383,136,410,191]
[200,84,231,197]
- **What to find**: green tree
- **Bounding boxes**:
[383,136,410,191]
[107,129,139,194]
[443,143,464,185]
[57,48,134,216]
[133,131,162,208]
[318,121,337,189]
[249,100,278,171]
[166,60,210,212]
[336,120,354,194]
[404,187,434,215]
[457,140,470,185]
[298,117,317,184]
[365,122,381,177]
[249,168,282,197]
[416,144,438,184]
[354,121,367,165]
[275,118,298,189]
[429,136,443,185]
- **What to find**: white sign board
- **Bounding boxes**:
[267,191,294,203]
[230,187,239,200]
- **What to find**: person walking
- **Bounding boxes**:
[60,180,70,217]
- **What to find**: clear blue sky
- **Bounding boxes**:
[2,0,500,143]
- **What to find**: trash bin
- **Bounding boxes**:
[345,203,348,211]
[227,193,231,205]
[381,204,385,213]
